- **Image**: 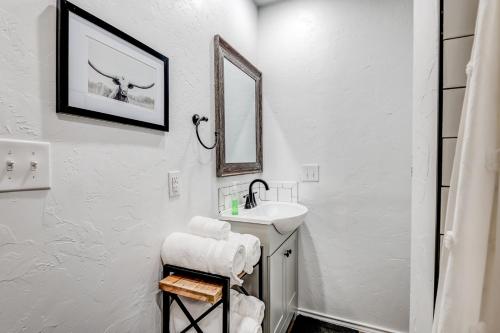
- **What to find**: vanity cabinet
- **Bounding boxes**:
[222,220,300,333]
[269,231,298,333]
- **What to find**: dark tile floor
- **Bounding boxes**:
[288,315,359,333]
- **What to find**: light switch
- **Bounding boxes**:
[168,171,181,197]
[302,164,319,182]
[0,139,51,192]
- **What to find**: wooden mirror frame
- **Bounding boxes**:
[214,35,263,177]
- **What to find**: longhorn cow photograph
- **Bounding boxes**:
[87,38,156,111]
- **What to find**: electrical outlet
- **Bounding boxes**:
[301,164,319,182]
[168,171,181,197]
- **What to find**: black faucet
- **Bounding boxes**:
[244,179,270,209]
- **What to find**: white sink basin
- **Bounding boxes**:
[220,201,308,234]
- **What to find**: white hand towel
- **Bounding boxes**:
[188,216,231,241]
[229,232,261,274]
[237,316,262,333]
[235,294,265,324]
[161,232,246,285]
[170,296,262,333]
[231,289,244,309]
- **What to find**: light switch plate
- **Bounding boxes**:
[302,164,319,182]
[0,139,51,192]
[168,171,181,197]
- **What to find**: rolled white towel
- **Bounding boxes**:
[170,296,262,333]
[188,216,231,241]
[235,294,265,324]
[229,232,261,274]
[161,232,246,285]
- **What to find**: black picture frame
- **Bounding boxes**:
[56,0,169,132]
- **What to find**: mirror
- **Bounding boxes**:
[223,58,257,163]
[214,35,263,177]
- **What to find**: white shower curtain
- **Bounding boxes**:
[432,0,500,332]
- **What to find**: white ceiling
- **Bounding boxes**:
[253,0,283,7]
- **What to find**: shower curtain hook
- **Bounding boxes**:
[192,114,218,150]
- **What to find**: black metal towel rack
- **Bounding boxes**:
[192,114,218,150]
[162,247,263,333]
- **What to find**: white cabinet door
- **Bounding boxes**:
[269,249,285,333]
[284,232,298,326]
[269,231,299,333]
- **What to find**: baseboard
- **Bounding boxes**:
[297,308,406,333]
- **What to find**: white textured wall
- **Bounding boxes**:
[258,1,413,332]
[410,0,439,332]
[0,0,258,332]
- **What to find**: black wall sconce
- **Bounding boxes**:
[192,114,218,150]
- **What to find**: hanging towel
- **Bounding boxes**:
[230,289,244,309]
[169,295,262,333]
[233,293,265,324]
[188,216,231,241]
[230,290,265,324]
[229,232,261,274]
[237,317,262,333]
[161,232,246,286]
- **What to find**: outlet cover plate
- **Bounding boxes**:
[168,171,181,197]
[302,164,319,182]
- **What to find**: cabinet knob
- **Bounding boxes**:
[284,249,292,257]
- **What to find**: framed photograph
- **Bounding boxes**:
[57,0,169,131]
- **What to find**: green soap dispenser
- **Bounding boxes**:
[231,182,239,215]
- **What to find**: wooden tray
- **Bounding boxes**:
[159,275,223,304]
